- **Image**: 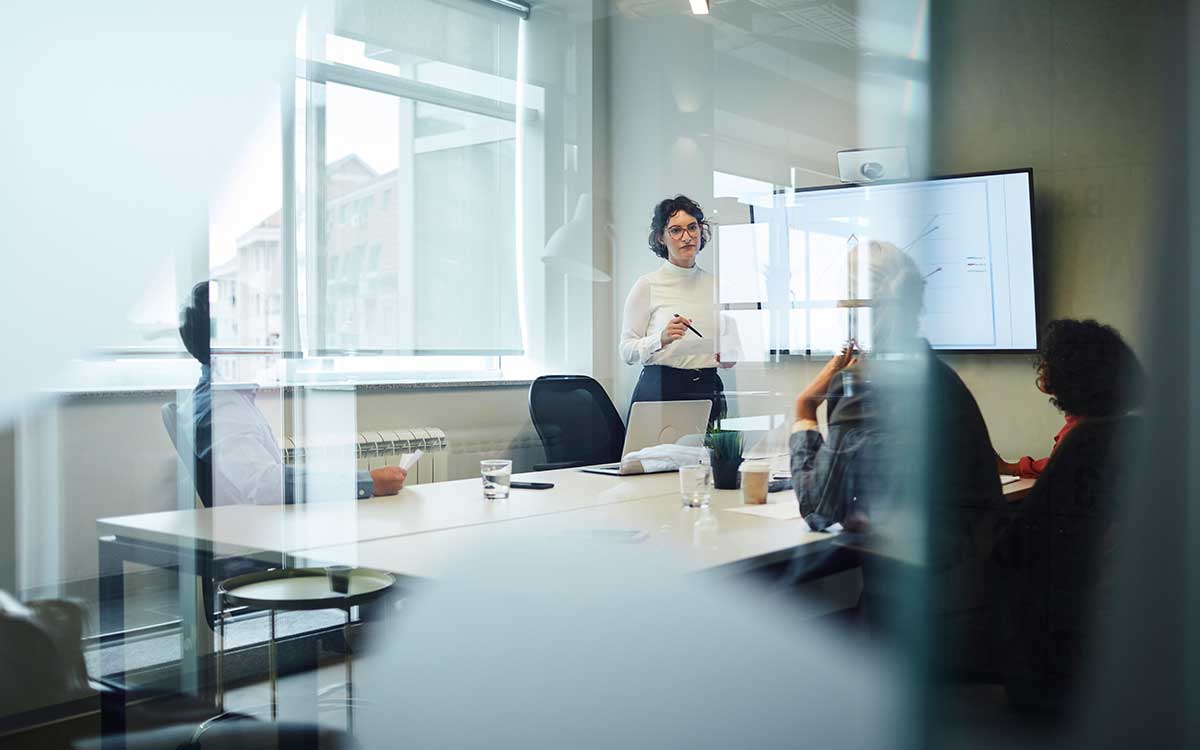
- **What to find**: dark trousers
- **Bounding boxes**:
[629,365,726,428]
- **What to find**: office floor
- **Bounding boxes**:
[214,657,1070,747]
[222,659,354,732]
[84,582,345,680]
[70,572,1070,747]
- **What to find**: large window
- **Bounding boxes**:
[316,78,522,354]
[82,0,538,384]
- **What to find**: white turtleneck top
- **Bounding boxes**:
[620,260,739,370]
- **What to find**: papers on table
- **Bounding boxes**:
[724,502,803,521]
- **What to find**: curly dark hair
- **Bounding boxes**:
[1035,318,1145,417]
[647,195,712,259]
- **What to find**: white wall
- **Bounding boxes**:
[929,0,1162,456]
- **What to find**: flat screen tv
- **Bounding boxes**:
[746,169,1037,352]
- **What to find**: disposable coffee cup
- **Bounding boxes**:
[739,461,771,505]
[326,565,353,595]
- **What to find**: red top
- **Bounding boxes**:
[1016,414,1082,478]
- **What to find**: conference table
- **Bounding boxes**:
[289,483,832,578]
[97,466,1035,646]
[94,465,1033,734]
[95,467,831,631]
[97,467,747,568]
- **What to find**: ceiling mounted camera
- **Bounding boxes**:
[836,147,911,183]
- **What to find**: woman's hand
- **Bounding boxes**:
[995,454,1020,475]
[715,352,736,369]
[794,341,858,422]
[660,315,691,347]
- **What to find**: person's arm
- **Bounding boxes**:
[357,470,375,498]
[1014,454,1050,478]
[788,345,862,531]
[995,452,1047,479]
[791,421,867,532]
[208,391,290,506]
[794,344,858,424]
[282,466,405,502]
[212,390,407,504]
[790,429,830,529]
[619,278,689,365]
[618,278,658,365]
[283,468,375,501]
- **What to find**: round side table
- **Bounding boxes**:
[215,567,396,733]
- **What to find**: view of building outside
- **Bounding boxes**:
[211,154,403,351]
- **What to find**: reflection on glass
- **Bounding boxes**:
[716,223,769,304]
[318,83,520,354]
[209,87,284,350]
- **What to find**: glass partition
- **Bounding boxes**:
[1,1,1196,748]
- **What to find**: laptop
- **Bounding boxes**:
[582,400,712,476]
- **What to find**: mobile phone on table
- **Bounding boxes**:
[510,481,554,490]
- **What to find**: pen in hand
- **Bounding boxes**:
[673,313,703,338]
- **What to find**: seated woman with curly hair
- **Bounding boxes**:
[997,318,1145,479]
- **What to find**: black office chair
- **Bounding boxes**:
[988,415,1139,713]
[1,592,353,750]
[528,375,626,471]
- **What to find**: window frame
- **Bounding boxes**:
[296,50,541,360]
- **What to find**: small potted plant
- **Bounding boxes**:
[704,423,743,490]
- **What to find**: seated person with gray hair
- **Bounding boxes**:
[789,240,1005,675]
[178,281,405,505]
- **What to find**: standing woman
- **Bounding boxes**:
[620,195,734,426]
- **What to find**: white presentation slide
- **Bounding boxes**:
[740,171,1037,351]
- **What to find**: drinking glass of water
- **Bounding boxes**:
[480,459,513,500]
[679,463,712,508]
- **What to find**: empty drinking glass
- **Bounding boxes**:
[480,459,513,500]
[679,463,712,508]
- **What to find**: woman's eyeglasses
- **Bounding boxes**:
[666,223,701,240]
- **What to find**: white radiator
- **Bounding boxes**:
[283,428,449,485]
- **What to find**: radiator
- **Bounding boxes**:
[283,428,449,485]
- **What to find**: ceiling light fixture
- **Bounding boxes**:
[689,0,710,15]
